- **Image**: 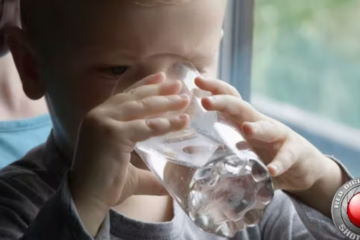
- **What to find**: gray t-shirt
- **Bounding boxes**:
[0,135,350,240]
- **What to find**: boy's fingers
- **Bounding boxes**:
[241,120,287,143]
[202,95,263,123]
[111,80,182,105]
[112,72,165,96]
[128,80,182,99]
[142,72,166,85]
[125,72,166,90]
[195,77,241,97]
[113,94,190,121]
[122,114,189,143]
[236,141,251,150]
[267,141,298,177]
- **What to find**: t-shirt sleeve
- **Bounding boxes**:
[286,156,353,240]
[258,156,353,240]
[258,190,347,240]
[0,173,111,240]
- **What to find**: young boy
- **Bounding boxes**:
[0,0,352,239]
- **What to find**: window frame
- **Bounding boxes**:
[220,0,360,176]
[219,0,254,102]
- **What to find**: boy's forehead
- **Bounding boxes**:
[39,0,225,61]
[22,0,226,60]
[85,1,224,46]
[126,0,192,6]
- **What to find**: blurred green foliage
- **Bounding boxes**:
[252,0,360,128]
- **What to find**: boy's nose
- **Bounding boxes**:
[142,59,199,94]
[138,54,198,81]
[111,55,200,95]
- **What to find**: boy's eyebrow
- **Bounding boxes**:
[101,53,214,67]
[128,0,192,7]
[188,54,216,65]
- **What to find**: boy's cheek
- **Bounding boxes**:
[46,79,114,145]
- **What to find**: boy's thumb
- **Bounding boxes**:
[133,167,168,196]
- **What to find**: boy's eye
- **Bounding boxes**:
[195,65,208,74]
[107,66,128,76]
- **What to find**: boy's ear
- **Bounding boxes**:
[5,26,45,100]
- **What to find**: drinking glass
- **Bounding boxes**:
[112,56,274,238]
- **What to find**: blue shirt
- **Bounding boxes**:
[0,114,52,169]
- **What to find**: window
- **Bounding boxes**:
[220,0,360,176]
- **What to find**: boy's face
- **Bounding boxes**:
[13,0,227,154]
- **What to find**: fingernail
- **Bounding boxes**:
[207,96,216,102]
[166,81,178,86]
[146,118,161,128]
[268,164,279,176]
[248,122,257,131]
[178,114,188,120]
[242,122,256,136]
[153,72,166,80]
[179,93,188,99]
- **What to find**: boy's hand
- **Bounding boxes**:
[69,73,190,236]
[195,77,346,216]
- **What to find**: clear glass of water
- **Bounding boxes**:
[113,58,275,238]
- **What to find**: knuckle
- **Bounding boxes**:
[214,85,222,94]
[229,85,239,95]
[121,101,136,113]
[268,135,278,143]
[83,108,120,139]
[122,122,143,146]
[112,92,129,104]
[125,87,137,95]
[266,120,278,129]
[283,148,296,165]
[270,119,284,130]
[83,108,104,129]
[139,97,154,109]
[242,101,254,111]
[147,118,166,130]
[265,121,280,141]
[165,95,177,104]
